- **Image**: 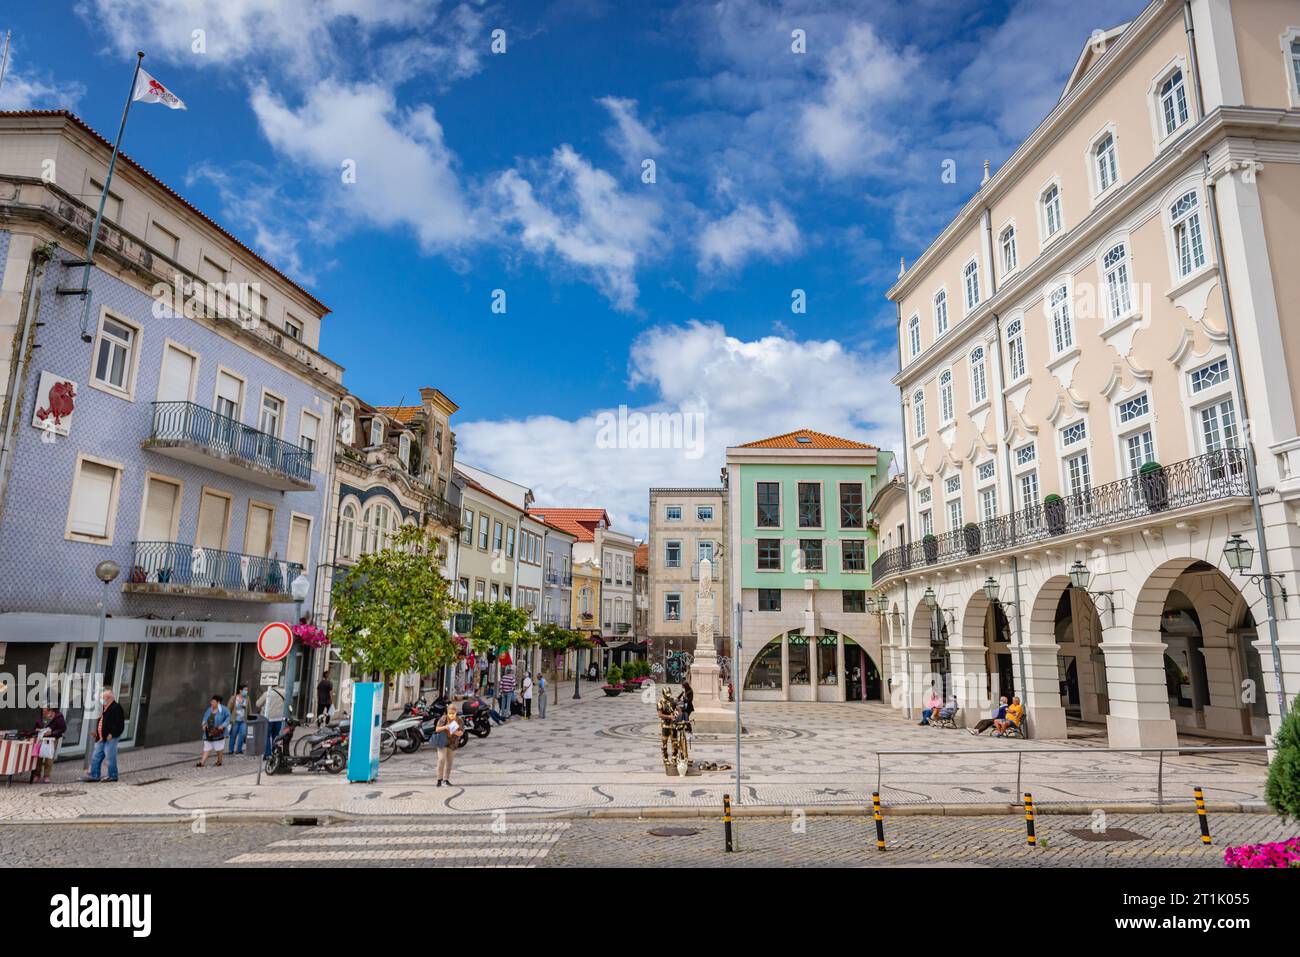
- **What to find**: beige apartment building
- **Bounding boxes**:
[873,0,1300,749]
[647,488,731,675]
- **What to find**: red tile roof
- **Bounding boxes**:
[634,543,649,570]
[738,428,877,450]
[374,405,422,424]
[527,507,611,542]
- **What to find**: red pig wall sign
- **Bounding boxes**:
[32,371,78,438]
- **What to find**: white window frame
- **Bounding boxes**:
[1039,178,1064,247]
[933,288,950,337]
[1283,29,1300,109]
[1168,187,1209,282]
[155,339,199,404]
[1151,60,1191,145]
[1115,389,1157,478]
[88,308,141,401]
[1005,316,1027,383]
[938,369,954,424]
[961,258,980,314]
[65,453,124,545]
[664,539,682,568]
[369,416,384,448]
[912,389,927,439]
[697,504,714,521]
[998,221,1018,275]
[969,345,988,407]
[212,366,246,423]
[287,511,314,568]
[665,504,682,521]
[136,470,184,543]
[1087,125,1121,200]
[258,388,287,439]
[1100,240,1135,324]
[1046,282,1075,356]
[908,313,922,358]
[299,409,322,470]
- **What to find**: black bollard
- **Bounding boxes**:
[723,793,734,853]
[872,791,886,851]
[1024,792,1036,847]
[1194,786,1211,846]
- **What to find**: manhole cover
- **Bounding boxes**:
[1065,828,1147,842]
[648,827,700,837]
[40,789,87,798]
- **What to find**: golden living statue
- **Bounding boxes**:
[657,688,690,774]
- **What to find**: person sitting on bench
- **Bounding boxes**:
[993,696,1024,736]
[970,696,1008,735]
[918,687,943,725]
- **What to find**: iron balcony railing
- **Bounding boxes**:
[147,401,313,483]
[872,450,1250,582]
[127,541,304,597]
[544,570,560,585]
[427,495,460,529]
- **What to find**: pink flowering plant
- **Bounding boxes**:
[1223,838,1300,868]
[291,622,330,649]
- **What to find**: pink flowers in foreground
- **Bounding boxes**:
[1223,837,1300,868]
[291,622,330,649]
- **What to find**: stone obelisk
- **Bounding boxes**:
[687,559,737,733]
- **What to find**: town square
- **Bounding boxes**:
[1,0,1299,937]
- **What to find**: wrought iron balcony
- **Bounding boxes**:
[143,401,314,491]
[871,450,1251,584]
[123,541,304,602]
[544,570,560,585]
[427,494,460,530]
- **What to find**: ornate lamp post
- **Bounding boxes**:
[287,572,311,720]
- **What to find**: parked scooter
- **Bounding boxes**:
[414,697,472,749]
[264,719,348,774]
[386,702,431,754]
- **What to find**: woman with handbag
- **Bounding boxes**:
[197,695,231,768]
[32,706,65,783]
[434,704,462,787]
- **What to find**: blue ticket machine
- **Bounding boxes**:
[347,681,382,783]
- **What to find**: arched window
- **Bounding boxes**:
[912,389,926,438]
[962,261,980,310]
[1000,226,1017,273]
[1005,318,1026,381]
[369,417,384,447]
[969,346,987,405]
[908,314,921,357]
[1170,190,1206,277]
[1095,133,1118,191]
[1049,284,1074,354]
[939,370,954,423]
[1042,184,1062,238]
[1160,68,1189,137]
[1102,242,1133,320]
[340,503,357,559]
[933,290,949,336]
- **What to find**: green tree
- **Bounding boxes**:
[330,525,457,711]
[467,600,531,656]
[536,622,595,702]
[1265,696,1300,820]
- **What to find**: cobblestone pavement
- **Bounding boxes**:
[0,813,1291,868]
[0,685,1270,822]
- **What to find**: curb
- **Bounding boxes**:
[0,800,1270,826]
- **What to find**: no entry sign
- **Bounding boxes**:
[258,622,293,662]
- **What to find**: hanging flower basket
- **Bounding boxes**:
[291,622,330,649]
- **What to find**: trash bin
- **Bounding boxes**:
[249,715,271,757]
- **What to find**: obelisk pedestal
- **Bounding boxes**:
[688,559,739,734]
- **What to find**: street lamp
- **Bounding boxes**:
[287,572,310,720]
[1222,533,1289,603]
[982,576,1000,604]
[86,560,119,770]
[922,586,937,610]
[1068,559,1114,612]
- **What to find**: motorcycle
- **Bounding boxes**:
[386,702,431,754]
[264,719,348,775]
[414,697,473,749]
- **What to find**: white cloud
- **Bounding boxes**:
[597,96,662,165]
[696,201,799,272]
[456,321,901,538]
[0,46,83,110]
[492,144,663,311]
[249,80,478,253]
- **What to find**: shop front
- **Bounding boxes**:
[0,613,268,753]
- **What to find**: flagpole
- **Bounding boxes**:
[0,32,12,96]
[78,50,144,342]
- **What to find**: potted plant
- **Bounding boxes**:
[1139,460,1169,512]
[602,664,624,696]
[922,533,939,564]
[1043,494,1067,536]
[963,522,981,555]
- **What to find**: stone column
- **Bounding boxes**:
[1200,625,1251,736]
[946,610,990,729]
[1100,624,1178,749]
[1255,618,1300,741]
[780,633,790,702]
[1011,636,1068,740]
[836,633,846,703]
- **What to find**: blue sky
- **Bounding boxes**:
[3,0,1145,535]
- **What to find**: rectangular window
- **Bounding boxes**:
[1016,443,1036,466]
[947,498,963,531]
[756,482,781,527]
[757,538,782,571]
[157,343,195,403]
[244,502,274,557]
[1001,227,1017,272]
[758,588,781,611]
[664,593,682,620]
[1065,452,1092,514]
[491,583,500,603]
[139,475,180,542]
[919,509,933,537]
[475,580,485,601]
[977,460,995,483]
[287,515,312,567]
[1061,420,1087,447]
[841,539,866,572]
[697,505,714,521]
[259,393,283,438]
[797,482,822,527]
[89,178,122,222]
[665,540,681,567]
[299,412,320,467]
[945,475,961,495]
[478,514,489,550]
[92,316,137,394]
[979,486,997,522]
[1043,185,1062,237]
[1118,393,1149,423]
[1125,429,1155,475]
[147,220,180,259]
[493,521,504,553]
[665,505,682,521]
[697,540,715,564]
[284,317,303,341]
[918,487,931,505]
[1018,471,1039,510]
[963,261,980,310]
[1199,398,1239,452]
[506,525,516,558]
[842,590,867,614]
[461,509,474,545]
[1190,358,1229,394]
[839,483,864,528]
[799,539,824,571]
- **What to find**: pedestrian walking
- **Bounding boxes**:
[536,672,547,719]
[522,671,533,720]
[257,683,288,757]
[227,684,250,754]
[197,695,230,767]
[83,688,124,783]
[32,705,66,783]
[498,667,516,721]
[434,705,463,786]
[316,674,333,726]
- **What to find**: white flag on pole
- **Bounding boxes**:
[132,67,186,110]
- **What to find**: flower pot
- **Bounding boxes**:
[602,686,623,697]
[1140,466,1169,512]
[1044,498,1067,536]
[922,538,939,564]
[963,525,981,555]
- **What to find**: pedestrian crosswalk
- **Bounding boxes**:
[225,821,571,866]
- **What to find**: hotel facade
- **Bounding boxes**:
[872,0,1300,748]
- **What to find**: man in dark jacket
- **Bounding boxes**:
[84,688,125,782]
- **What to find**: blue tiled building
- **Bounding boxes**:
[0,111,346,750]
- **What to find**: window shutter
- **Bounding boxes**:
[70,462,116,537]
[141,478,179,541]
[245,504,273,557]
[158,347,194,403]
[287,516,311,566]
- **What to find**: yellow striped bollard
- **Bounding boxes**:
[1024,792,1037,847]
[1194,786,1211,845]
[723,793,734,853]
[872,791,886,851]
